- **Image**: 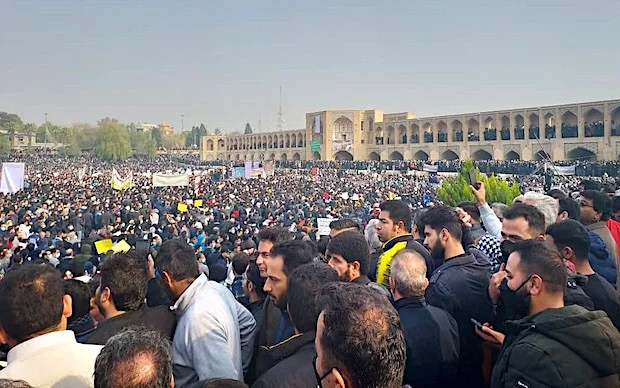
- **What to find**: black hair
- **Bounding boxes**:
[329,218,361,233]
[94,327,172,388]
[64,279,92,323]
[503,203,546,237]
[581,190,612,221]
[231,252,250,276]
[326,230,370,276]
[457,201,480,221]
[0,265,64,343]
[99,252,148,311]
[613,197,620,214]
[379,200,412,230]
[155,238,200,281]
[257,226,290,245]
[270,240,314,276]
[546,189,567,200]
[580,179,601,191]
[412,209,428,234]
[288,262,338,333]
[558,197,580,221]
[316,282,406,388]
[510,240,567,294]
[420,205,462,241]
[245,261,267,299]
[545,220,590,261]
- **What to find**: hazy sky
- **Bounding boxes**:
[1,1,619,132]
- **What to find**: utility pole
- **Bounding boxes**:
[277,86,284,132]
[44,113,48,144]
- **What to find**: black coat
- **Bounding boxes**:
[86,304,176,345]
[426,253,492,388]
[394,296,460,388]
[251,331,317,388]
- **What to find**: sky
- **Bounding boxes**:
[1,1,619,132]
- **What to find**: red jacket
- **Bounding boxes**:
[607,219,620,251]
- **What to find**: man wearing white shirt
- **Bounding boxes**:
[0,265,103,387]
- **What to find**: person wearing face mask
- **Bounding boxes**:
[420,205,492,388]
[489,203,593,333]
[479,240,620,388]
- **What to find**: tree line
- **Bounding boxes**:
[0,112,215,161]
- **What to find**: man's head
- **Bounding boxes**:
[376,200,411,243]
[326,231,370,282]
[94,327,173,388]
[0,265,72,347]
[421,205,463,263]
[389,250,428,300]
[231,252,250,276]
[256,226,291,277]
[546,189,567,200]
[314,283,406,388]
[243,260,267,301]
[557,197,580,222]
[155,239,201,301]
[579,190,612,225]
[64,279,92,325]
[491,203,509,222]
[522,192,559,228]
[287,262,338,333]
[501,203,546,242]
[545,220,590,264]
[503,240,566,316]
[328,219,361,239]
[263,240,313,310]
[96,252,148,318]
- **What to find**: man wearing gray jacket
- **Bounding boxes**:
[156,239,257,386]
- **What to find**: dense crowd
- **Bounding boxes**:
[0,153,618,387]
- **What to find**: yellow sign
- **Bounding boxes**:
[194,199,203,208]
[95,239,114,254]
[112,240,131,253]
[178,203,188,213]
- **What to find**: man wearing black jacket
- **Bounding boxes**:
[251,262,338,387]
[374,200,433,287]
[422,205,492,388]
[87,252,175,345]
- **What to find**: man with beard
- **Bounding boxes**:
[421,205,492,388]
[256,240,313,378]
[326,230,392,298]
[374,200,432,287]
[481,240,620,387]
[155,239,256,385]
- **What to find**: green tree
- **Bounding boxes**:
[0,112,24,135]
[130,130,157,159]
[199,123,208,136]
[94,119,131,161]
[437,160,521,207]
[0,134,10,154]
[244,123,253,134]
[214,127,221,135]
[151,127,163,147]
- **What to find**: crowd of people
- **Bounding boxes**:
[0,152,618,387]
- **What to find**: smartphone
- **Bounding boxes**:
[468,171,480,190]
[470,318,484,329]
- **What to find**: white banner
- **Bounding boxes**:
[422,163,438,173]
[0,163,25,194]
[152,173,190,187]
[546,163,575,176]
[317,217,337,236]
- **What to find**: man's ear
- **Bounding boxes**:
[529,275,543,296]
[326,368,347,388]
[161,271,173,288]
[351,261,360,272]
[247,282,255,293]
[63,294,73,319]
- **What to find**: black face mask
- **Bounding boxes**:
[500,240,517,263]
[499,276,532,318]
